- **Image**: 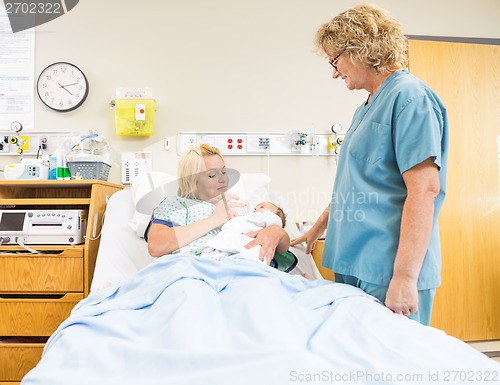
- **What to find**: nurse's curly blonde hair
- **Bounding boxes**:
[315,3,408,73]
[177,144,223,199]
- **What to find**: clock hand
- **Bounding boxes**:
[60,82,79,87]
[57,82,73,96]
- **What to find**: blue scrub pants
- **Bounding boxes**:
[334,274,436,326]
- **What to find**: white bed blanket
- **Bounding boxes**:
[22,255,499,385]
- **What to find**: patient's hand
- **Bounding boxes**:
[210,194,245,227]
[244,225,290,265]
[227,197,248,216]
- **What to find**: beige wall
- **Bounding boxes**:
[4,0,500,221]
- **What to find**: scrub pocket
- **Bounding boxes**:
[349,122,390,164]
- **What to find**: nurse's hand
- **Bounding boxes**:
[290,231,319,254]
[291,205,330,254]
[385,276,418,317]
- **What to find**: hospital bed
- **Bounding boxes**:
[21,173,499,385]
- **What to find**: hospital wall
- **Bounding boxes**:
[5,0,500,221]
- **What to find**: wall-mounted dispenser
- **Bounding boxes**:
[112,88,156,137]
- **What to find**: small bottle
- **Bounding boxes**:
[56,150,71,180]
[41,154,50,180]
[49,153,57,180]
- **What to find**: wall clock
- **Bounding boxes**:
[36,61,89,112]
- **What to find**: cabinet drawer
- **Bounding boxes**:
[0,248,83,292]
[0,338,45,382]
[0,293,83,336]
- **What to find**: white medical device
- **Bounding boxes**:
[0,209,87,245]
[4,159,49,180]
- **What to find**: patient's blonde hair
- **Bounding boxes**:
[315,3,408,72]
[177,144,224,199]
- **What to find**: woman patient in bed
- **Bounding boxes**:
[145,144,290,265]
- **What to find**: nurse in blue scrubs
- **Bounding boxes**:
[291,4,448,325]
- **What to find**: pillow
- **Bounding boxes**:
[92,189,154,291]
[134,172,178,215]
[128,172,271,238]
[128,172,178,237]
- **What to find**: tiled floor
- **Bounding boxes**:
[468,340,500,363]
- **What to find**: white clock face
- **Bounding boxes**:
[37,62,89,112]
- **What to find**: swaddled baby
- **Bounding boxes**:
[201,201,286,261]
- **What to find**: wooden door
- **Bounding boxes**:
[408,39,500,341]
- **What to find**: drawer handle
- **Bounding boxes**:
[0,250,64,255]
[0,293,65,299]
[0,336,49,343]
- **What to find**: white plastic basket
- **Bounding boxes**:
[68,161,110,181]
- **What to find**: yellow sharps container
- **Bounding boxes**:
[115,98,156,136]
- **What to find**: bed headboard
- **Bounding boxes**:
[91,189,155,291]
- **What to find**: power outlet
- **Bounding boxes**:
[121,152,152,184]
[177,134,197,155]
[224,135,246,154]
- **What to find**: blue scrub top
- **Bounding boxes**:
[322,69,449,290]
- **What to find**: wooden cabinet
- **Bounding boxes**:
[311,240,334,281]
[0,180,122,383]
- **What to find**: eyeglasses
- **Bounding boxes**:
[328,51,344,71]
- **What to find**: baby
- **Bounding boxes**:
[223,201,286,232]
[201,201,286,260]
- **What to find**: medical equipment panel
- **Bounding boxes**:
[4,159,50,180]
[0,131,72,156]
[177,130,345,156]
[121,151,152,184]
[0,209,87,245]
